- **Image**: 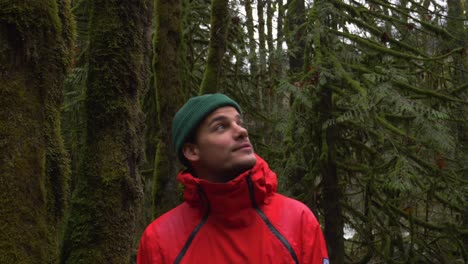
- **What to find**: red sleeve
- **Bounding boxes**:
[137,228,164,264]
[301,211,329,264]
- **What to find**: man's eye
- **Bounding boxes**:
[214,124,226,131]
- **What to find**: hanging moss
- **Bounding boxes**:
[367,0,456,40]
[329,52,367,96]
[375,114,410,138]
[334,9,427,57]
[331,29,426,60]
[393,80,465,103]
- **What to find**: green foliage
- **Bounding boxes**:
[36,0,468,262]
[220,0,468,262]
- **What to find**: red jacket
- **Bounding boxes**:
[137,155,329,263]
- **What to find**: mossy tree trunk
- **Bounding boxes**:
[266,0,274,66]
[276,0,284,52]
[312,2,344,262]
[282,0,308,198]
[0,0,73,262]
[199,0,230,94]
[447,0,468,254]
[284,0,306,142]
[319,82,344,263]
[320,105,344,264]
[256,0,267,112]
[285,0,306,74]
[60,0,152,263]
[151,0,185,218]
[244,0,258,78]
[268,0,284,116]
[61,0,91,194]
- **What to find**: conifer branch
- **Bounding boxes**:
[452,82,468,95]
[366,0,457,40]
[331,29,425,60]
[329,52,367,96]
[375,114,408,138]
[392,80,467,104]
[330,0,427,57]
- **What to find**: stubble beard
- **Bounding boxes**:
[221,155,257,182]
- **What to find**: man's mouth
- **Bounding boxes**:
[233,143,252,151]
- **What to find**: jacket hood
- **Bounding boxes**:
[177,154,278,222]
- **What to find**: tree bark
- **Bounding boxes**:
[244,0,258,77]
[257,0,267,75]
[60,0,152,262]
[256,0,267,112]
[199,0,230,94]
[152,0,185,219]
[447,0,468,256]
[285,0,306,73]
[320,85,345,264]
[311,1,344,262]
[276,0,284,52]
[266,0,274,67]
[0,0,73,262]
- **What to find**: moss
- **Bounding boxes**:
[0,73,54,263]
[309,3,322,67]
[152,141,171,218]
[367,0,456,40]
[329,52,367,96]
[0,1,63,64]
[62,135,141,263]
[199,0,230,94]
[375,114,410,138]
[243,0,258,76]
[0,0,73,262]
[331,29,424,60]
[329,0,431,58]
[60,0,152,262]
[393,80,466,103]
[284,0,306,73]
[150,0,185,219]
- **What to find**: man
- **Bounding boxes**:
[138,94,329,264]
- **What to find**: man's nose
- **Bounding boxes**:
[233,123,248,138]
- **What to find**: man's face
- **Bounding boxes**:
[183,106,257,182]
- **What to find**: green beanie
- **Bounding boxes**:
[172,93,241,166]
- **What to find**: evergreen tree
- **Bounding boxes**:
[281,0,468,262]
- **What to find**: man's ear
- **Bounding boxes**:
[182,142,199,163]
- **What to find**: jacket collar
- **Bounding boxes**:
[177,154,277,217]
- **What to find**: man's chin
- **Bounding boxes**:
[237,155,257,171]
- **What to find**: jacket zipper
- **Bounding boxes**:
[174,186,210,264]
[174,177,300,264]
[247,175,300,264]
